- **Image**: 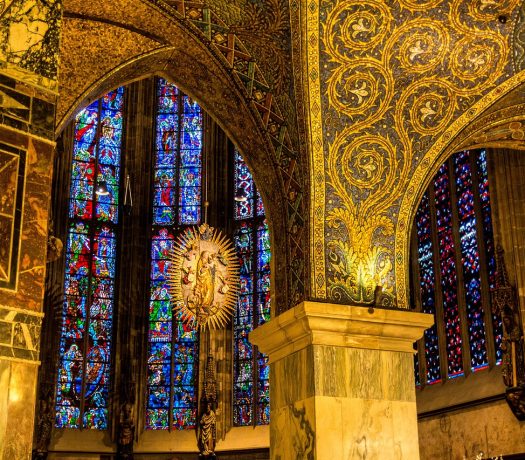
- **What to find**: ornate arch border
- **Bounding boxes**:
[395,70,525,308]
[55,0,306,312]
[54,45,292,312]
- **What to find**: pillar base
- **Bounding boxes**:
[250,301,433,460]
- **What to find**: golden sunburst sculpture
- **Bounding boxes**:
[169,223,240,330]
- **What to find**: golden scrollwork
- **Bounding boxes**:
[397,0,444,13]
[466,0,520,23]
[326,60,394,121]
[450,35,506,85]
[324,1,393,55]
[395,23,449,73]
[311,0,517,304]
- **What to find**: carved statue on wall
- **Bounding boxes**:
[491,245,525,387]
[491,245,525,420]
[198,354,217,459]
[117,369,136,459]
[198,403,217,459]
[117,402,135,459]
[32,391,54,459]
[501,306,525,388]
[46,235,63,263]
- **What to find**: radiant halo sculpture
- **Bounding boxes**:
[169,223,239,330]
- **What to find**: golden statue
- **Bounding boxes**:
[190,251,216,323]
[170,224,239,330]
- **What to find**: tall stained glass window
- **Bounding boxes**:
[476,150,503,363]
[146,78,202,430]
[413,149,500,387]
[434,162,464,378]
[56,87,125,429]
[453,152,488,371]
[233,149,271,426]
[416,192,441,384]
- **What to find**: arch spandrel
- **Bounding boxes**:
[395,73,525,308]
[302,0,525,306]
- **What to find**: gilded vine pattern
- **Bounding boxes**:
[316,0,520,305]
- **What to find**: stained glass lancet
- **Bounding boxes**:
[434,162,464,378]
[233,149,270,426]
[453,151,488,371]
[56,87,125,429]
[416,192,441,384]
[476,150,503,364]
[146,78,201,430]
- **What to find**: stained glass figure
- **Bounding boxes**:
[56,87,124,429]
[434,162,464,378]
[453,151,488,371]
[146,78,202,429]
[233,151,270,426]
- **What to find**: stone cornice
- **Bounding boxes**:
[249,301,433,363]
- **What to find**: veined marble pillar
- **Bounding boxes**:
[0,72,57,459]
[250,301,433,460]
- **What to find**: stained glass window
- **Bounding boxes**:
[233,149,270,426]
[414,149,502,387]
[146,78,202,429]
[476,150,503,364]
[434,162,464,378]
[453,151,488,371]
[416,192,441,384]
[56,87,125,429]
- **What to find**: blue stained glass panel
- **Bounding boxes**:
[475,149,503,364]
[146,78,202,430]
[57,88,124,429]
[256,191,265,217]
[415,192,441,384]
[233,153,270,426]
[179,206,200,225]
[148,364,171,385]
[453,151,488,371]
[146,410,169,430]
[73,142,97,162]
[158,95,178,113]
[102,86,124,110]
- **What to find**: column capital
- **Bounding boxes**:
[250,301,433,362]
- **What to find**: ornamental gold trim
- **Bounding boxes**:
[305,0,326,298]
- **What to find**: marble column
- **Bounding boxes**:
[250,301,433,460]
[0,2,62,457]
[0,73,57,459]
